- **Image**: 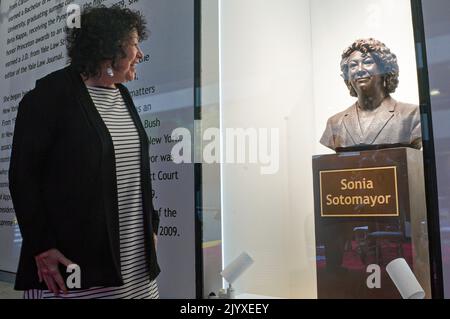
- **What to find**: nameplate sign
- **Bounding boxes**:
[320,166,399,217]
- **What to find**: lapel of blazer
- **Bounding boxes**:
[362,96,396,145]
[342,103,361,145]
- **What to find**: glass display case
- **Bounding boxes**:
[209,0,433,298]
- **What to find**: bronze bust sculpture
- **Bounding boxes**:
[320,38,422,151]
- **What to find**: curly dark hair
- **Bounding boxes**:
[66,5,148,79]
[340,38,399,97]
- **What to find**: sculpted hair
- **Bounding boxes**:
[66,5,148,78]
[340,38,399,97]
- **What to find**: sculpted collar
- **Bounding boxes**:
[343,96,397,145]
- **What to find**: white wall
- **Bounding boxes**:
[220,0,317,298]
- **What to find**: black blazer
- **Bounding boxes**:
[9,65,160,290]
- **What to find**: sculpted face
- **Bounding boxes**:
[347,51,384,97]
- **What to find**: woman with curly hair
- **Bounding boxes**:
[320,38,422,151]
[9,5,160,299]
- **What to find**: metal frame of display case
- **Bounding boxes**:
[410,0,444,299]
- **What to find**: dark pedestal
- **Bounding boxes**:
[313,147,431,299]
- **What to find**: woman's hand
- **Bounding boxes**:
[35,249,74,295]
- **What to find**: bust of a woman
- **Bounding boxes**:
[320,38,422,151]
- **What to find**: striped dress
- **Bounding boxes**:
[24,85,159,299]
